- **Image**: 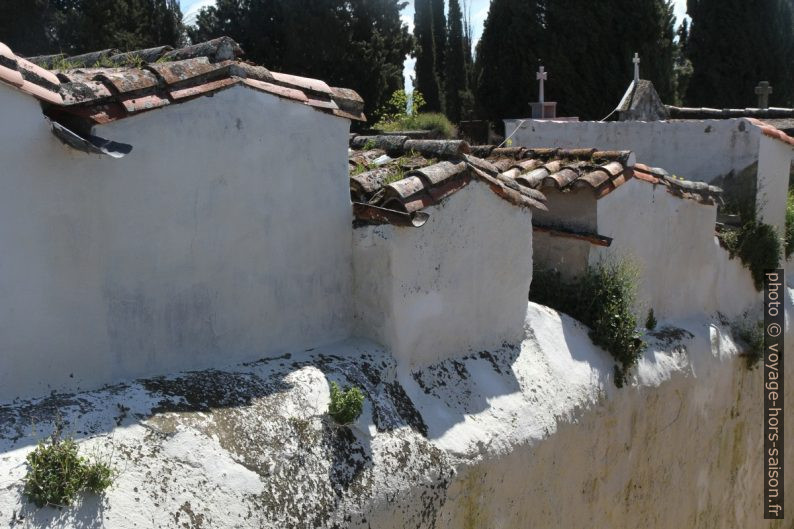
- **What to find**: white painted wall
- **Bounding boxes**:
[533,188,597,233]
[532,230,591,280]
[593,181,759,321]
[0,83,354,402]
[756,134,792,237]
[353,181,533,368]
[504,118,762,183]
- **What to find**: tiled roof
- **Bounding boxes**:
[0,37,365,125]
[349,137,723,226]
[467,145,637,199]
[349,135,548,227]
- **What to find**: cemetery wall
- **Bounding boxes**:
[352,181,533,368]
[0,83,355,402]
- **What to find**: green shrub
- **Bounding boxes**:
[718,219,781,290]
[530,262,646,388]
[732,318,764,369]
[374,89,456,138]
[645,309,657,330]
[328,382,364,425]
[377,113,456,139]
[785,191,794,259]
[23,434,114,508]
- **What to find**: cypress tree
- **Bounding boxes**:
[686,0,794,108]
[543,0,675,119]
[414,0,442,111]
[445,0,467,122]
[474,0,545,122]
[430,0,446,86]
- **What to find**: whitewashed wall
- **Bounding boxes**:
[353,182,533,368]
[592,181,759,321]
[0,84,354,402]
[504,118,763,183]
[757,134,792,236]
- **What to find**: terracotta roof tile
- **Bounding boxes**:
[348,136,548,226]
[746,118,794,147]
[0,37,365,123]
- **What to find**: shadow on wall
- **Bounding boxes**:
[11,494,107,529]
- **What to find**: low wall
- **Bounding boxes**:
[594,180,759,321]
[353,181,533,368]
[0,84,354,402]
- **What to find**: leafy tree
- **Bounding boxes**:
[444,0,468,122]
[414,0,443,111]
[191,0,412,120]
[0,0,185,56]
[686,0,794,108]
[0,0,54,56]
[474,0,545,122]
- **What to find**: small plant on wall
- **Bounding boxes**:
[732,318,764,370]
[328,382,365,425]
[23,430,115,508]
[718,219,781,290]
[530,260,646,388]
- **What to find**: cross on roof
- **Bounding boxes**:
[536,65,547,104]
[633,53,640,84]
[755,81,773,109]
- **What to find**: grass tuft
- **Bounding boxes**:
[23,432,114,508]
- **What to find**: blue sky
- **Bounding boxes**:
[180,0,689,90]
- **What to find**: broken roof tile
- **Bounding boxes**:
[119,93,170,113]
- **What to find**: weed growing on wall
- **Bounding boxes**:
[328,382,365,425]
[645,309,657,331]
[718,219,781,290]
[732,318,764,369]
[530,261,646,388]
[23,432,114,508]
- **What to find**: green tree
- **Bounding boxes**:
[543,0,676,120]
[474,0,545,122]
[430,0,446,82]
[191,0,412,119]
[444,0,468,122]
[414,0,442,111]
[686,0,794,108]
[0,0,54,56]
[0,0,185,56]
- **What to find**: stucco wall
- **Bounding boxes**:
[532,230,590,280]
[0,84,354,402]
[353,181,533,368]
[592,181,759,321]
[756,134,792,236]
[532,187,597,233]
[504,118,762,183]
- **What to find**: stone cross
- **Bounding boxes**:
[755,81,773,109]
[536,66,547,105]
[633,53,640,84]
